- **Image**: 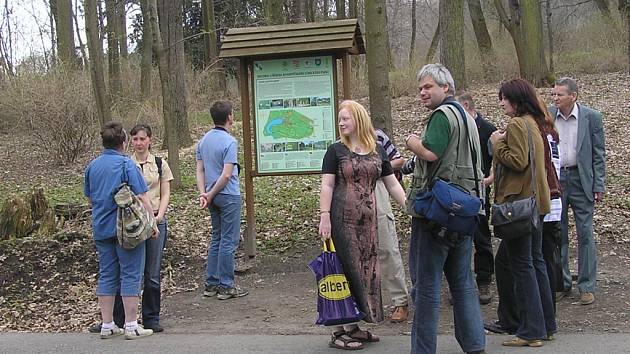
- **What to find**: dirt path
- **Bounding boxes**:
[160,239,630,336]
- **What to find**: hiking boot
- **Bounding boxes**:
[217,285,249,300]
[389,306,408,323]
[124,325,153,340]
[203,284,219,297]
[478,284,492,305]
[100,325,124,339]
[580,292,595,305]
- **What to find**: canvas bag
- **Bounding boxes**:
[413,102,482,236]
[113,160,155,249]
[308,239,365,326]
[491,123,540,240]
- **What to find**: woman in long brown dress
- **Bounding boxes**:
[319,100,406,350]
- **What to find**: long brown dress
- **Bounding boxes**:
[321,142,393,323]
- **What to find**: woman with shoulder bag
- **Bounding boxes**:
[489,79,557,347]
[130,124,174,332]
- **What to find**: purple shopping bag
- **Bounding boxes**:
[308,239,365,326]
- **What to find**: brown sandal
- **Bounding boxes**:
[346,327,380,343]
[329,330,364,350]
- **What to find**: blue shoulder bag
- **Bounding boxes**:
[413,102,482,238]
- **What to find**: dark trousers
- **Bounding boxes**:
[474,187,494,286]
[495,220,561,335]
[113,219,168,327]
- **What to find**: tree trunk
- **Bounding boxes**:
[439,0,466,90]
[594,0,612,18]
[305,0,315,21]
[158,0,193,148]
[139,0,153,99]
[546,0,555,73]
[494,0,549,86]
[264,0,285,24]
[365,0,393,135]
[148,0,181,188]
[425,22,440,63]
[105,0,122,98]
[323,0,329,19]
[336,0,345,19]
[73,1,87,67]
[53,0,77,67]
[409,0,417,64]
[348,0,358,18]
[289,0,305,23]
[117,0,128,58]
[621,0,630,74]
[468,0,496,81]
[84,0,111,125]
[201,0,227,92]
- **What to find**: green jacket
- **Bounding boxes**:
[405,102,485,217]
[492,115,551,215]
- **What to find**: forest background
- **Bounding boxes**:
[0,0,629,334]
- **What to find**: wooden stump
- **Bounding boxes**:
[0,197,33,239]
[30,188,49,221]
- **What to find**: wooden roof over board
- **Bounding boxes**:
[219,19,365,59]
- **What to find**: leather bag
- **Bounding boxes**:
[491,123,540,240]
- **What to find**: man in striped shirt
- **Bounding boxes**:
[375,128,410,322]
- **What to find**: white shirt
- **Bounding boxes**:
[555,104,579,168]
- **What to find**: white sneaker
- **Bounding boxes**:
[124,325,153,340]
[100,325,124,339]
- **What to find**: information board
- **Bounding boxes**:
[253,56,336,174]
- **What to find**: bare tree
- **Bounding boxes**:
[73,0,87,67]
[147,0,181,188]
[202,0,226,92]
[289,0,305,23]
[305,0,315,21]
[409,0,417,64]
[105,0,122,97]
[365,0,393,135]
[158,0,192,148]
[336,0,346,19]
[53,0,78,67]
[621,0,630,74]
[117,0,128,58]
[440,0,466,89]
[425,22,440,63]
[468,0,496,81]
[494,0,549,86]
[84,0,111,124]
[264,0,285,24]
[139,0,152,99]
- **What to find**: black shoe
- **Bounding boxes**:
[484,320,515,335]
[478,284,492,305]
[203,284,219,297]
[217,285,249,300]
[88,323,102,333]
[144,323,164,333]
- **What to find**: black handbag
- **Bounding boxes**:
[491,123,541,240]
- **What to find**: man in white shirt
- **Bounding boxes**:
[550,77,605,306]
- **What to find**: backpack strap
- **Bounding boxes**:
[155,156,163,178]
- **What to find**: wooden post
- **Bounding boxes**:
[342,52,351,99]
[239,59,257,258]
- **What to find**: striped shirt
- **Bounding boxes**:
[375,129,401,161]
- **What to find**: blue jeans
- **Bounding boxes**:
[409,218,485,354]
[504,217,557,340]
[206,194,242,288]
[142,218,168,326]
[95,237,146,297]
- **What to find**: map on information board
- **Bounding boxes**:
[253,56,336,174]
